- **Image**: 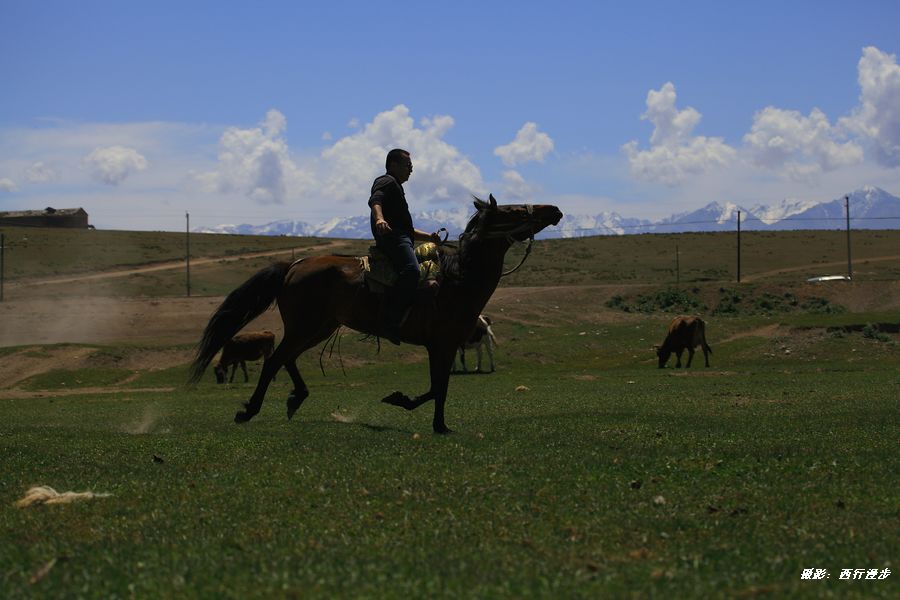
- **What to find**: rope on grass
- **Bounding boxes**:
[15,486,111,508]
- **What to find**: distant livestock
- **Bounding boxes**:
[656,316,712,368]
[215,331,276,384]
[453,315,497,373]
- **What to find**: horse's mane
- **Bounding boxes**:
[462,200,486,240]
[436,244,463,282]
[437,205,486,283]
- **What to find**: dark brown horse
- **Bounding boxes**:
[189,196,562,433]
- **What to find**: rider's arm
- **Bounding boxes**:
[413,228,441,243]
[370,201,392,235]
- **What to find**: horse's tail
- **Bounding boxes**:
[188,261,292,384]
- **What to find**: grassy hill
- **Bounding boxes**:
[2,225,899,298]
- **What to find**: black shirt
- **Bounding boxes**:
[368,174,414,239]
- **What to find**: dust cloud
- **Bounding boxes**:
[123,404,170,435]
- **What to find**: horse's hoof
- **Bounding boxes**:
[433,425,453,435]
[234,411,253,424]
[286,389,309,420]
[381,391,411,408]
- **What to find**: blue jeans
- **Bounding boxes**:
[376,233,419,328]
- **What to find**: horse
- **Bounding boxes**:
[188,195,562,433]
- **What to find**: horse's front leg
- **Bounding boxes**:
[380,347,454,434]
[428,346,455,434]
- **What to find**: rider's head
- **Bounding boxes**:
[386,148,413,184]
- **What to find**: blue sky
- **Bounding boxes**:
[1,0,899,231]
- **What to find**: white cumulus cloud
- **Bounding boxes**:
[839,46,900,167]
[195,109,314,204]
[494,122,554,166]
[643,83,701,146]
[0,177,17,192]
[194,106,485,210]
[83,146,149,185]
[320,104,485,205]
[623,82,735,185]
[500,170,538,202]
[744,106,863,181]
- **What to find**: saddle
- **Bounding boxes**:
[361,242,441,294]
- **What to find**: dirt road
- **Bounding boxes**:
[5,239,354,289]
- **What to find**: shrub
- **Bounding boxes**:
[862,324,892,343]
[606,288,706,314]
[712,288,743,315]
[605,295,630,312]
[802,297,846,314]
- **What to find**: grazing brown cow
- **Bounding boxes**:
[453,315,497,373]
[656,316,712,368]
[215,331,276,383]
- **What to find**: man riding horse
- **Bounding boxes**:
[190,159,562,433]
[368,149,442,345]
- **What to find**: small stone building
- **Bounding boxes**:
[0,207,89,228]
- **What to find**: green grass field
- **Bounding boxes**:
[0,227,898,598]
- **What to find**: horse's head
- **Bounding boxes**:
[463,194,563,243]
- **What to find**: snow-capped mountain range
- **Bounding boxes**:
[196,186,900,239]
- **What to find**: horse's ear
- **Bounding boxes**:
[488,194,497,209]
[473,197,489,211]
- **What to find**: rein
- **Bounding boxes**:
[500,234,534,277]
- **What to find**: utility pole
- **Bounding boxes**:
[736,210,742,283]
[675,242,680,289]
[845,196,852,280]
[186,212,191,297]
[0,233,5,302]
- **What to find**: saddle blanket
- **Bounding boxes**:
[361,242,441,292]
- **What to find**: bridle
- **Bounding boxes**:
[457,204,537,277]
[499,204,534,277]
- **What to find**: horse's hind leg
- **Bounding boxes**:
[234,319,338,423]
[240,361,249,382]
[284,361,309,420]
[234,350,284,423]
[283,321,342,419]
